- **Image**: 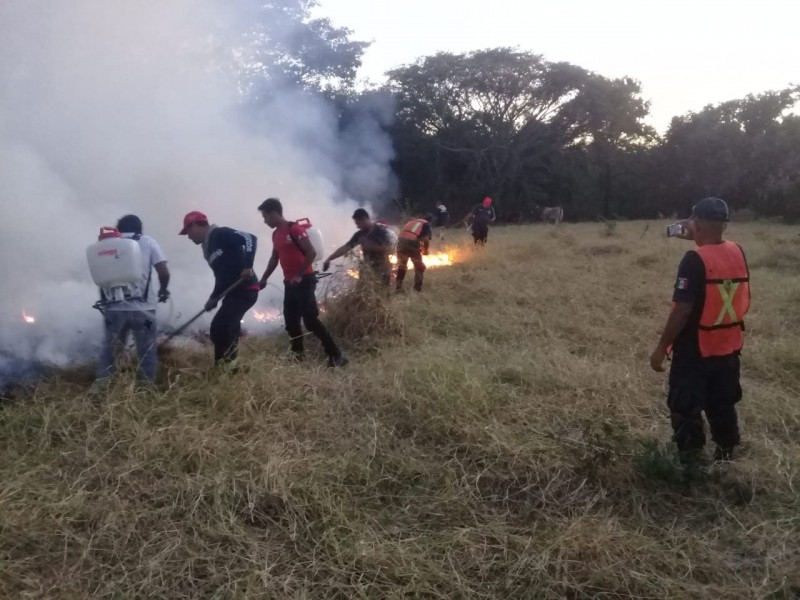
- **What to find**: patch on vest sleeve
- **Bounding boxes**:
[675,277,689,290]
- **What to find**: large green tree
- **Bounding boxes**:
[652,87,800,218]
[235,0,369,98]
[386,48,653,220]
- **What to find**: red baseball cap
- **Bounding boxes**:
[179,210,208,235]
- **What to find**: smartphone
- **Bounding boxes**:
[666,223,685,237]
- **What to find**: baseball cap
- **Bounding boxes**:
[179,210,209,235]
[691,197,729,222]
[352,208,370,220]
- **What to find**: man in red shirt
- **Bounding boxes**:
[257,198,347,367]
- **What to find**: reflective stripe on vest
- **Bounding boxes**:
[398,219,427,240]
[695,241,751,358]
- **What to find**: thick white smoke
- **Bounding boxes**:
[0,1,394,375]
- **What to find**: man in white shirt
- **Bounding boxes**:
[94,214,170,385]
[434,200,449,241]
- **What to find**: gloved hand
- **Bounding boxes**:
[158,289,170,303]
[323,260,331,272]
[204,297,218,312]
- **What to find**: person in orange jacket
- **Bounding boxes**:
[395,217,432,293]
[650,197,751,464]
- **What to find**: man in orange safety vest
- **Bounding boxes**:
[395,217,432,293]
[650,197,750,464]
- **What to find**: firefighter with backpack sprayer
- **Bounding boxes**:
[257,198,348,368]
[89,215,170,392]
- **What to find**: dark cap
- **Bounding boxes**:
[352,208,370,220]
[692,197,729,222]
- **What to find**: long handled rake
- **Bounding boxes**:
[161,279,243,343]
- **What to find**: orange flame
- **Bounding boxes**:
[390,251,455,269]
[345,251,455,280]
[252,309,280,323]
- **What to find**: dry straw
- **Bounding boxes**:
[1,222,798,598]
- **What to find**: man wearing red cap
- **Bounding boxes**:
[468,197,496,246]
[180,211,259,365]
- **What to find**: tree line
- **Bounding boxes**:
[240,1,800,222]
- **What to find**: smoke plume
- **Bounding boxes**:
[0,1,394,381]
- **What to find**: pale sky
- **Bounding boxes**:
[314,0,799,132]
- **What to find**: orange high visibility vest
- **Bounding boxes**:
[695,241,751,358]
[398,218,428,241]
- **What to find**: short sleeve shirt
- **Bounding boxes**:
[273,223,314,281]
[106,234,166,312]
[670,251,706,371]
[347,225,392,268]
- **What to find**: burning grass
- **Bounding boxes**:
[323,275,403,345]
[347,249,458,280]
[1,222,800,598]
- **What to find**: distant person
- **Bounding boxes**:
[93,214,170,389]
[323,208,395,287]
[395,216,432,293]
[469,197,496,246]
[257,198,348,367]
[433,200,449,241]
[650,197,751,464]
[180,211,259,365]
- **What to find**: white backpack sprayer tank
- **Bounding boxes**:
[295,218,325,265]
[86,227,144,305]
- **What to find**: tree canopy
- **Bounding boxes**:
[236,16,800,222]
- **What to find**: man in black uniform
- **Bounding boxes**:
[650,197,751,463]
[323,208,395,287]
[469,197,496,246]
[180,210,259,364]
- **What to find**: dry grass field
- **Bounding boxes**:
[1,221,799,599]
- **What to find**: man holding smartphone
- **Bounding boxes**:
[650,197,751,464]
